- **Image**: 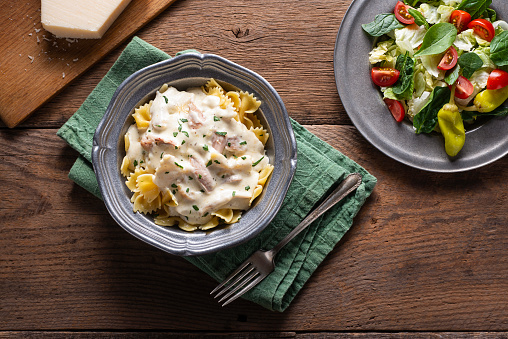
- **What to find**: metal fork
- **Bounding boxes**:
[210,172,363,306]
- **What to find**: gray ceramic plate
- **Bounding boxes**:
[334,0,508,172]
[92,53,297,256]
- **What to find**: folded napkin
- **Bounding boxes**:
[57,36,377,312]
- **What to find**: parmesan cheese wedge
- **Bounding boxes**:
[41,0,132,39]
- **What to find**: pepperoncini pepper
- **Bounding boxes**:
[473,85,508,112]
[438,86,465,157]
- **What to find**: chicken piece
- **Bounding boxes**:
[223,174,242,183]
[211,133,227,153]
[224,135,246,153]
[140,133,176,151]
[187,102,205,129]
[190,157,216,192]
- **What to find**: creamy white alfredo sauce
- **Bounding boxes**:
[125,86,269,225]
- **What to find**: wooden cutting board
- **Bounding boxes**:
[0,0,177,128]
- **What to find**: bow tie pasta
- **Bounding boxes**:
[121,79,273,232]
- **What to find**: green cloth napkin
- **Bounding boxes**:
[57,36,377,312]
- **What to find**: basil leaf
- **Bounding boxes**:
[414,23,458,57]
[392,52,415,100]
[445,64,461,86]
[461,105,508,120]
[362,13,405,37]
[413,86,451,134]
[490,31,508,67]
[457,0,492,20]
[458,52,484,78]
[408,8,429,29]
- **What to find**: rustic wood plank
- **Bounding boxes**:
[0,332,507,339]
[1,127,507,330]
[5,0,353,129]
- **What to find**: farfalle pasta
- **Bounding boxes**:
[121,79,273,232]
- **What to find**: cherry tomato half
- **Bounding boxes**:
[383,98,405,122]
[454,76,475,99]
[467,18,496,42]
[438,47,458,71]
[487,69,508,90]
[371,67,401,87]
[449,10,471,32]
[394,1,415,25]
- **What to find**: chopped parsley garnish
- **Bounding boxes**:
[215,131,227,136]
[173,132,178,137]
[203,212,209,217]
[198,174,202,179]
[232,191,236,197]
[252,156,264,166]
[181,140,186,145]
[133,160,138,166]
[172,190,176,194]
[140,160,144,164]
[182,131,189,137]
[206,160,212,167]
[245,186,250,191]
[200,189,205,193]
[228,142,231,147]
[171,183,178,188]
[214,116,220,121]
[163,96,168,104]
[148,129,151,132]
[186,188,190,193]
[203,144,209,151]
[192,205,199,211]
[181,119,188,123]
[165,171,169,174]
[241,156,246,160]
[240,141,247,145]
[160,152,164,159]
[188,176,193,180]
[214,160,221,164]
[175,146,178,150]
[174,162,183,169]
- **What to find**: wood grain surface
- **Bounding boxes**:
[0,0,177,128]
[0,0,507,336]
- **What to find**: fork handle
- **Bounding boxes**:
[269,173,362,256]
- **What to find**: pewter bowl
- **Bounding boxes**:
[92,53,297,256]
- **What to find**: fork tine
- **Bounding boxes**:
[217,270,260,303]
[212,265,255,299]
[210,260,252,295]
[220,274,265,307]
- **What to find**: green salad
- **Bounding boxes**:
[363,0,508,157]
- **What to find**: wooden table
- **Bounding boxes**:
[1,0,507,337]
